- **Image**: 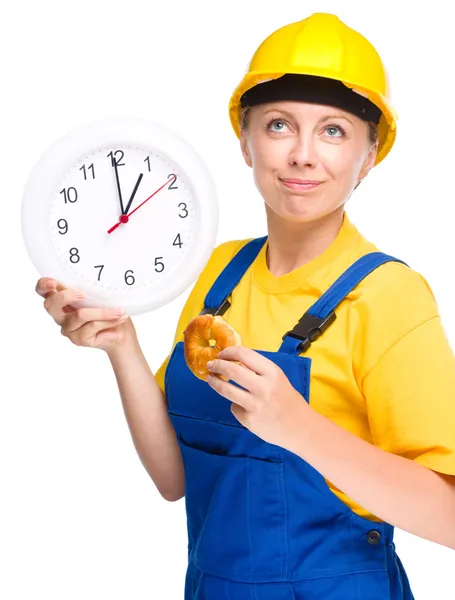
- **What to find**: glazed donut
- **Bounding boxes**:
[184,314,242,381]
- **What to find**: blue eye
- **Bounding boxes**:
[267,119,288,132]
[325,125,346,137]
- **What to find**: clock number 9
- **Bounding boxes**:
[60,187,78,204]
[57,219,68,235]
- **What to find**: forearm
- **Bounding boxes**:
[287,402,455,550]
[107,334,184,502]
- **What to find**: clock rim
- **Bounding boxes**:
[21,116,219,315]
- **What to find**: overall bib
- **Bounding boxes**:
[165,237,415,600]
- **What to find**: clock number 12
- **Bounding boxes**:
[108,150,125,167]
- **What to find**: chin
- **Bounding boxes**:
[268,200,335,224]
[275,207,321,223]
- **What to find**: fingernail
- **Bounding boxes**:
[206,361,214,369]
[118,315,128,321]
[45,280,54,288]
[75,291,86,299]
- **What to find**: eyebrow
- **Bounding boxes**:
[261,107,353,125]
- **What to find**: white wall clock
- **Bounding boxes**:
[21,116,218,315]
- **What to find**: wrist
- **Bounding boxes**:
[106,329,141,363]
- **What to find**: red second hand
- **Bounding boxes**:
[107,175,177,234]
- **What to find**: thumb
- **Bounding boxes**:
[35,277,66,298]
[230,403,247,426]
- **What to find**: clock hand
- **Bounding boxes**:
[113,159,125,215]
[123,173,143,216]
[107,174,177,234]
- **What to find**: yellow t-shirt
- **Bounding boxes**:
[155,211,455,521]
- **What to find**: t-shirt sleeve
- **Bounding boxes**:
[356,264,455,476]
[153,239,250,397]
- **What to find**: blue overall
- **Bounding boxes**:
[165,237,415,600]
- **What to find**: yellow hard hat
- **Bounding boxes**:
[228,13,397,166]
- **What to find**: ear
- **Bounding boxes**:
[357,141,378,183]
[240,132,253,168]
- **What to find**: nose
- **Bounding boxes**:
[288,132,318,168]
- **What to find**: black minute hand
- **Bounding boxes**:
[113,160,124,215]
[124,173,144,215]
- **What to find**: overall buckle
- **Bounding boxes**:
[199,298,231,317]
[282,310,336,352]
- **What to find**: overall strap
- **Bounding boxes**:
[200,237,267,316]
[279,252,409,355]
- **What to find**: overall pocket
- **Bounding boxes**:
[178,437,289,583]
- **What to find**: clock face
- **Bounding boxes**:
[50,144,198,293]
[22,117,218,315]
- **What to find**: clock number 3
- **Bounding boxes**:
[178,203,188,218]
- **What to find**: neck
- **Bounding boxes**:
[265,206,345,277]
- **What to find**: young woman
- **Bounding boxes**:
[36,12,455,600]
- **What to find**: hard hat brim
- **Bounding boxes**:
[229,72,397,166]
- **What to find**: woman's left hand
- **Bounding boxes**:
[206,345,307,448]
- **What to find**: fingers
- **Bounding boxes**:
[206,373,253,409]
[35,277,129,348]
[217,346,270,375]
[207,357,259,393]
[62,307,126,334]
[43,288,87,325]
[36,277,82,324]
[35,277,65,297]
[61,313,128,346]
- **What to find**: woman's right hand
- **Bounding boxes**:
[35,277,136,354]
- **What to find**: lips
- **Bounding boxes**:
[281,179,321,184]
[280,178,322,190]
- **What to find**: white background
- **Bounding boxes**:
[2,0,454,598]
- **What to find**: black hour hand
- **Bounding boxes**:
[124,174,143,215]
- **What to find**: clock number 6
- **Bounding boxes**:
[125,270,135,286]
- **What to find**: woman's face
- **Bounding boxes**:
[240,101,378,223]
